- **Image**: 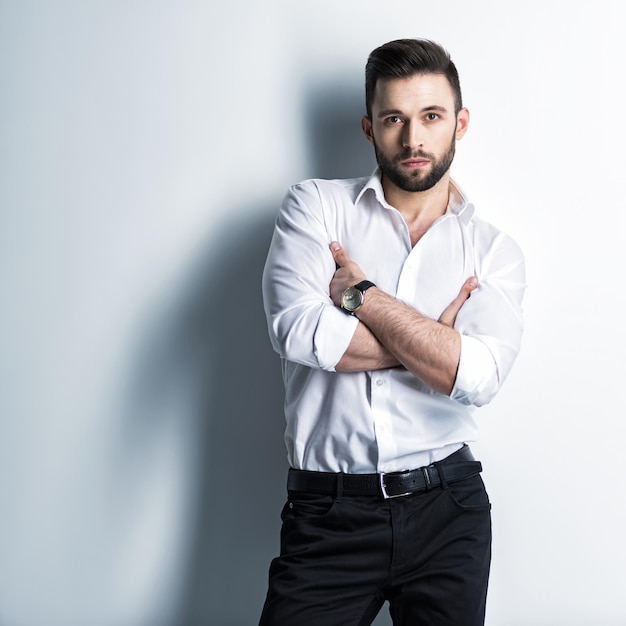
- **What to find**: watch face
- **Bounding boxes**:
[341,287,363,312]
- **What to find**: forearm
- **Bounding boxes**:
[356,288,461,394]
[335,321,401,372]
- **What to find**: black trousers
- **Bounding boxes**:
[259,463,491,625]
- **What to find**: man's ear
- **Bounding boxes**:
[361,116,374,144]
[455,107,470,140]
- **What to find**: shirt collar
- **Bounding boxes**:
[355,168,387,207]
[356,168,475,225]
[447,179,475,224]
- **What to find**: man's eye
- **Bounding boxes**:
[425,113,439,121]
[385,116,402,125]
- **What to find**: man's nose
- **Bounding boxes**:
[401,121,424,150]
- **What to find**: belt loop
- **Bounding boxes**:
[421,466,432,490]
[336,472,344,501]
[433,462,448,489]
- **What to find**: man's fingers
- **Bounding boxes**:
[458,276,478,299]
[438,277,478,328]
[330,241,349,267]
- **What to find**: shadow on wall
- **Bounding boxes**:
[167,80,379,625]
[305,78,377,180]
[161,210,287,626]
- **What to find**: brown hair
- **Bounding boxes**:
[365,39,462,117]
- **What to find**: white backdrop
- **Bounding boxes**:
[1,1,625,625]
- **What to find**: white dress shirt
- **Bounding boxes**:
[262,170,525,473]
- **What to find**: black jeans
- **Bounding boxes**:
[259,468,491,625]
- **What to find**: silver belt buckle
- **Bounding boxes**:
[379,471,412,499]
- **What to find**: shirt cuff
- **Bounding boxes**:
[314,305,360,371]
[451,334,499,406]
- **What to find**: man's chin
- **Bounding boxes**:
[390,173,438,193]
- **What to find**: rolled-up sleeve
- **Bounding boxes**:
[262,182,359,371]
[451,230,526,407]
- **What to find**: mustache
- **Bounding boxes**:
[396,149,433,161]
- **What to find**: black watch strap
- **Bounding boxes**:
[354,280,376,293]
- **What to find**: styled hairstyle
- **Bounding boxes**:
[365,39,462,118]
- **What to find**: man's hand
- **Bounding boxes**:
[438,276,478,328]
[329,242,366,307]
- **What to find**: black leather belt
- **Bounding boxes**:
[287,445,482,500]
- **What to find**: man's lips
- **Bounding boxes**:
[400,158,430,168]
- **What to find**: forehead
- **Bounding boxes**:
[371,73,455,113]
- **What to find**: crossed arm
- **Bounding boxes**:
[328,241,478,395]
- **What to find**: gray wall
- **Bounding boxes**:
[1,1,625,624]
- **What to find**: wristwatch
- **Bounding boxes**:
[340,280,376,314]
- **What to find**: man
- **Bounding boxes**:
[260,38,525,626]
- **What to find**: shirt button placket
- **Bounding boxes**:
[370,372,396,468]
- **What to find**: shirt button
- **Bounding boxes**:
[375,378,385,387]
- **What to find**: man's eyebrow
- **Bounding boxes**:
[376,105,449,118]
[376,109,404,118]
[422,105,448,113]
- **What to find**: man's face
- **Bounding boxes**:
[362,73,469,193]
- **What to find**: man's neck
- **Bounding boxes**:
[382,172,451,223]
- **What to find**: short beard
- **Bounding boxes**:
[374,134,456,193]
